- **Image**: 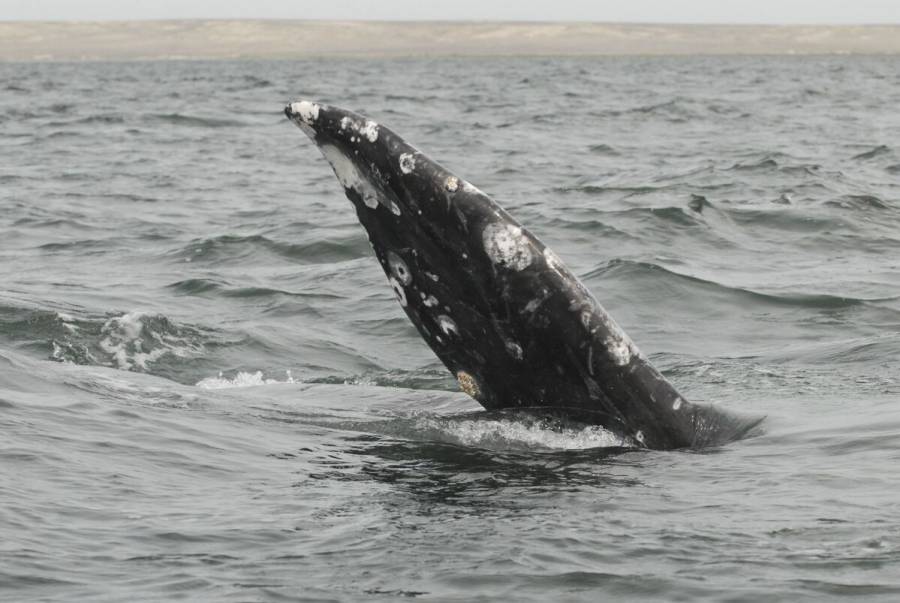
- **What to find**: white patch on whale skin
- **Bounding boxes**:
[672,397,684,411]
[389,200,401,215]
[318,144,380,209]
[603,317,639,367]
[524,298,542,313]
[605,332,633,366]
[580,310,592,329]
[437,315,458,336]
[445,176,459,192]
[387,252,412,285]
[360,120,379,142]
[389,276,407,307]
[399,153,416,174]
[482,222,533,271]
[340,116,353,130]
[423,295,439,307]
[505,340,524,360]
[290,101,319,124]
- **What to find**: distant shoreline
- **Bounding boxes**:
[2,20,899,61]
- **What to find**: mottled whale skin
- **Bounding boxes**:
[285,100,758,450]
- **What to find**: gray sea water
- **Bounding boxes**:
[1,56,899,601]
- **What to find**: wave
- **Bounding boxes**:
[226,75,273,90]
[852,145,891,161]
[588,143,620,156]
[728,154,824,176]
[305,368,455,391]
[50,311,208,373]
[590,259,896,310]
[766,335,900,366]
[825,195,891,211]
[553,184,664,196]
[170,232,369,265]
[167,278,343,302]
[541,216,634,238]
[589,98,700,122]
[0,305,216,380]
[147,113,247,128]
[37,239,112,253]
[687,194,712,213]
[47,115,126,126]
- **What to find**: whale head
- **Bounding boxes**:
[286,100,554,409]
[285,100,762,449]
[284,99,490,246]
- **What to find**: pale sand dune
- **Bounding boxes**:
[1,20,899,61]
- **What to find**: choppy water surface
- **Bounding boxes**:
[2,56,900,601]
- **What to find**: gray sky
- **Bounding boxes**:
[1,0,898,24]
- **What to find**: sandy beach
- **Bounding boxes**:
[1,20,899,61]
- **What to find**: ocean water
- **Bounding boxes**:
[1,56,899,601]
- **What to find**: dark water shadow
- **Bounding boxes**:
[342,436,643,509]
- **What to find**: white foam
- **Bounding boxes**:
[195,370,296,390]
[98,311,196,371]
[56,312,79,333]
[417,416,632,451]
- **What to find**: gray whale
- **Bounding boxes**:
[285,100,760,450]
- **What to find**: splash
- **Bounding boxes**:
[97,312,199,371]
[47,310,205,374]
[414,415,634,451]
[195,370,296,389]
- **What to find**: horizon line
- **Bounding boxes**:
[1,18,899,27]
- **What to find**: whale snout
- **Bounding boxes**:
[284,100,327,142]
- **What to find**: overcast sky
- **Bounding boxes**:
[1,0,898,24]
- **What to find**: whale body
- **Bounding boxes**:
[285,100,759,450]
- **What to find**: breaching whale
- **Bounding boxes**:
[285,100,759,450]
